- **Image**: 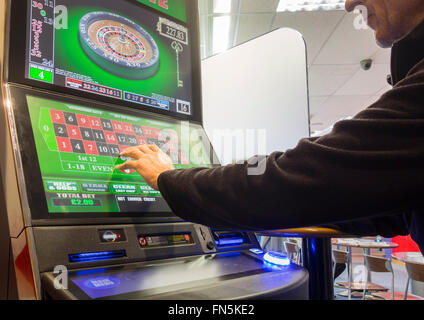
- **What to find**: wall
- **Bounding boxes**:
[201,28,310,165]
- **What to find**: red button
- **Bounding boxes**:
[138,237,147,247]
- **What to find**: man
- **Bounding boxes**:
[116,0,424,254]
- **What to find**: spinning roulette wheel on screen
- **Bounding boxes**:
[79,11,160,80]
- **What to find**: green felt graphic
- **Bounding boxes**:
[54,6,180,103]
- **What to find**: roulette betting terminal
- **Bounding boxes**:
[0,0,308,300]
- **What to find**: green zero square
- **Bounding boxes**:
[30,67,53,83]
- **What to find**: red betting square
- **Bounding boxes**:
[83,141,99,155]
[112,120,125,133]
[122,123,135,135]
[137,136,147,145]
[142,126,160,139]
[89,116,103,130]
[50,110,65,124]
[56,137,72,153]
[67,125,82,140]
[76,114,91,128]
[104,131,117,145]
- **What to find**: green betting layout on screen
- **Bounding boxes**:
[27,95,211,214]
[27,0,193,115]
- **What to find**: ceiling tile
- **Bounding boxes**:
[313,12,380,65]
[362,85,392,106]
[364,95,383,107]
[374,84,392,97]
[272,10,346,64]
[309,96,329,116]
[311,95,373,131]
[236,14,275,45]
[334,63,390,96]
[318,95,371,114]
[372,48,391,64]
[240,0,280,13]
[308,64,359,96]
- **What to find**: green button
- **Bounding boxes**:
[112,184,139,194]
[30,67,53,83]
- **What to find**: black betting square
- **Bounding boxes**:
[63,112,78,125]
[108,144,121,157]
[126,135,138,146]
[101,119,113,131]
[133,124,144,136]
[54,123,68,137]
[92,129,106,143]
[80,127,94,141]
[115,133,128,145]
[96,142,111,156]
[70,139,86,154]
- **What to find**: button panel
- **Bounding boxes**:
[137,233,194,248]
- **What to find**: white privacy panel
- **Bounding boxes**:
[201,28,310,164]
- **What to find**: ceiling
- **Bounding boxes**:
[198,0,392,135]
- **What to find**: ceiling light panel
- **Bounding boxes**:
[277,0,345,12]
[212,15,232,54]
[214,0,233,13]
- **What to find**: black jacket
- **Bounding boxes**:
[158,20,424,254]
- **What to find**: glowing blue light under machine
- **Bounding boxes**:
[215,237,244,246]
[263,252,291,266]
[68,250,126,263]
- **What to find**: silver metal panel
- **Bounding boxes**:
[0,0,38,300]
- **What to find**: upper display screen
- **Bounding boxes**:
[26,0,193,116]
[27,94,211,214]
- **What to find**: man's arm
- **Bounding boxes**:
[118,60,424,232]
[157,60,424,231]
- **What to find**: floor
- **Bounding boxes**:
[333,259,421,300]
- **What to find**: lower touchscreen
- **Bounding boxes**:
[27,95,212,214]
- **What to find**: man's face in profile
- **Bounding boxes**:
[345,0,424,47]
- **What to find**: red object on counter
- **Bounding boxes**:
[392,235,420,253]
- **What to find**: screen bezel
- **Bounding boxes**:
[8,85,216,226]
[5,0,203,123]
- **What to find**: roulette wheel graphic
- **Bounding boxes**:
[79,11,160,80]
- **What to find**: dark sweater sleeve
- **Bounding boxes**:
[158,60,424,232]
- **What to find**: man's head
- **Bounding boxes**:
[345,0,424,47]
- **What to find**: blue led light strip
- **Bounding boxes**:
[215,238,244,246]
[68,250,126,263]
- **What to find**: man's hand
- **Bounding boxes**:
[115,145,175,190]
